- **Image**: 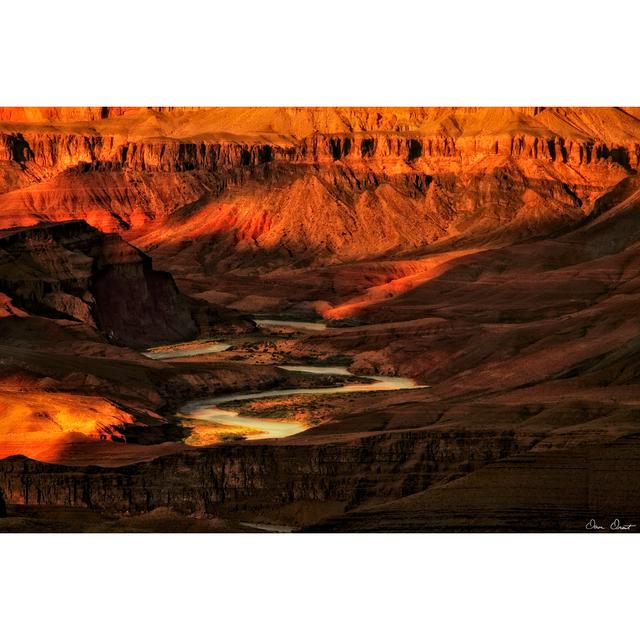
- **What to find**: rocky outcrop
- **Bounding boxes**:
[0,133,287,172]
[2,420,637,532]
[0,487,6,517]
[0,126,635,178]
[0,425,533,516]
[0,220,198,347]
[0,107,637,248]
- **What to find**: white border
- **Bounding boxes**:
[1,2,639,638]
[1,534,637,639]
[1,0,639,106]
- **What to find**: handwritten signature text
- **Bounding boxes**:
[585,518,636,531]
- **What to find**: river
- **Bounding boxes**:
[177,365,426,442]
[253,318,327,331]
[144,319,426,442]
[142,340,231,360]
[142,317,326,360]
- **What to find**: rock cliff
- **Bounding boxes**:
[0,107,638,267]
[0,425,535,516]
[0,220,197,347]
[2,423,639,531]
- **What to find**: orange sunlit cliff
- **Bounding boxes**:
[2,107,640,531]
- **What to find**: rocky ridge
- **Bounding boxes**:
[0,107,637,256]
[0,220,198,347]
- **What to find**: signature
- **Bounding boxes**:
[586,518,637,531]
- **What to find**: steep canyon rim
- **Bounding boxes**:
[2,107,640,532]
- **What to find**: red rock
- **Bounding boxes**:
[2,107,640,531]
[0,220,197,348]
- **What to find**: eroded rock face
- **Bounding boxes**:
[2,424,639,531]
[0,487,6,517]
[0,426,533,516]
[2,108,640,531]
[0,220,197,347]
[0,107,638,267]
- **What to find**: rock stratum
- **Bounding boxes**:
[0,220,199,347]
[0,219,264,464]
[1,107,639,314]
[1,107,640,532]
[0,107,637,246]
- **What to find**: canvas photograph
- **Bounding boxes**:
[3,2,640,638]
[0,106,639,533]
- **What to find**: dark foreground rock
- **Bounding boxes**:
[2,429,640,532]
[0,220,198,348]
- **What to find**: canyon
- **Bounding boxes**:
[1,107,640,531]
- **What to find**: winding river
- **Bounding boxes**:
[144,318,426,442]
[143,341,231,359]
[253,318,327,331]
[178,365,425,441]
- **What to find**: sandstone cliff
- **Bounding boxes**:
[0,425,541,517]
[2,423,639,531]
[3,107,640,531]
[0,220,197,347]
[0,107,638,268]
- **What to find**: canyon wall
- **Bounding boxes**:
[0,425,533,516]
[2,419,637,531]
[2,127,638,174]
[0,108,638,267]
[0,220,197,347]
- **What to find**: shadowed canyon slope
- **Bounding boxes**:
[0,220,264,464]
[2,107,639,314]
[2,107,640,532]
[0,220,199,347]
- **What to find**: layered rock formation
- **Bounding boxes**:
[2,107,640,531]
[2,421,640,531]
[0,220,197,347]
[0,217,265,465]
[0,107,638,268]
[0,107,637,323]
[0,424,562,518]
